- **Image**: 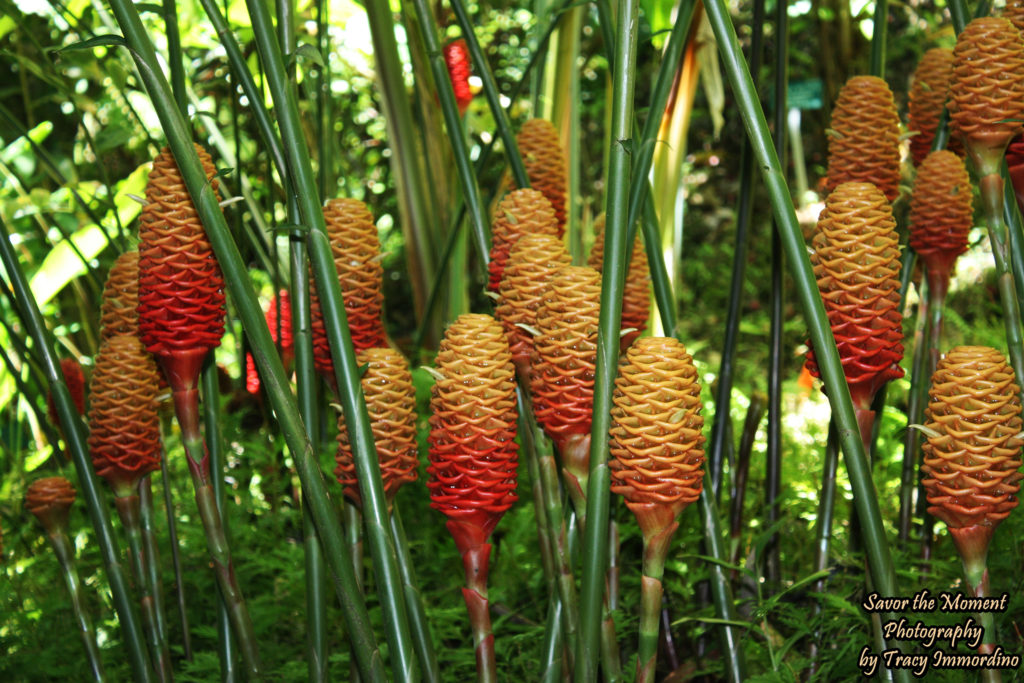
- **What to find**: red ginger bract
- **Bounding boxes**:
[531,266,601,450]
[824,76,901,203]
[495,233,571,378]
[487,188,559,292]
[138,144,225,381]
[246,290,294,394]
[88,335,163,495]
[427,313,518,537]
[518,119,567,235]
[804,182,904,408]
[443,38,473,116]
[310,198,386,379]
[922,346,1024,531]
[335,347,418,506]
[909,150,973,277]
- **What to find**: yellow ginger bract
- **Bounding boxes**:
[495,233,571,377]
[949,17,1024,168]
[804,182,905,409]
[487,188,559,292]
[517,119,567,235]
[824,76,901,202]
[922,346,1024,530]
[310,198,386,378]
[335,347,419,506]
[609,337,705,515]
[908,48,961,165]
[588,213,651,349]
[100,250,140,340]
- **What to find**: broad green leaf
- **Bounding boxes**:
[29,162,148,305]
[0,16,15,42]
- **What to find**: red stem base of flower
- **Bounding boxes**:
[447,519,497,683]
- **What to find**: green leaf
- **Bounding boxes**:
[288,43,326,70]
[51,35,128,56]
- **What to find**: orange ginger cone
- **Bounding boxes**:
[310,198,386,386]
[589,213,651,350]
[609,336,705,683]
[335,347,418,506]
[908,48,962,166]
[921,346,1023,669]
[487,188,559,292]
[427,313,518,682]
[495,233,571,380]
[531,265,601,514]
[100,250,141,340]
[824,76,901,203]
[804,182,904,443]
[518,118,567,236]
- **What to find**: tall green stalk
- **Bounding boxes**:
[390,508,441,683]
[101,1,387,678]
[575,0,639,678]
[869,0,887,78]
[701,0,910,679]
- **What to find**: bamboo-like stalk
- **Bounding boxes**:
[45,523,108,681]
[899,280,930,545]
[390,508,441,683]
[707,0,766,498]
[1002,171,1024,308]
[701,2,910,681]
[139,477,171,674]
[869,0,888,78]
[101,2,387,679]
[0,215,153,682]
[808,420,840,672]
[575,0,639,678]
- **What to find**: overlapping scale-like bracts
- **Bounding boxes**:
[310,198,386,379]
[531,266,600,450]
[824,76,901,203]
[588,213,651,349]
[443,38,473,116]
[949,17,1024,168]
[46,357,86,426]
[246,291,294,394]
[137,145,225,360]
[100,250,140,340]
[909,150,973,276]
[922,346,1024,530]
[804,182,904,408]
[427,314,518,536]
[88,335,163,494]
[25,476,76,532]
[495,233,571,377]
[517,119,567,235]
[335,347,419,506]
[487,188,559,292]
[908,48,962,165]
[610,337,705,516]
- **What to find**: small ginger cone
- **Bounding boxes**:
[310,198,387,385]
[246,290,294,394]
[137,144,261,675]
[518,119,567,236]
[949,17,1024,175]
[531,266,601,513]
[427,314,518,682]
[805,182,904,445]
[908,48,963,166]
[495,233,571,379]
[335,347,418,506]
[487,188,559,292]
[610,337,704,683]
[824,76,901,203]
[100,250,141,340]
[921,346,1023,671]
[443,38,474,116]
[26,477,106,681]
[588,213,651,351]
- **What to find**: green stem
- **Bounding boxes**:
[139,478,171,674]
[1001,165,1024,308]
[162,0,186,117]
[390,508,442,683]
[869,0,887,78]
[979,173,1024,403]
[48,529,107,682]
[953,531,1001,682]
[633,511,677,683]
[0,213,153,682]
[101,0,386,678]
[457,533,497,683]
[899,278,930,544]
[808,420,840,672]
[539,594,565,683]
[576,0,639,677]
[157,432,192,662]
